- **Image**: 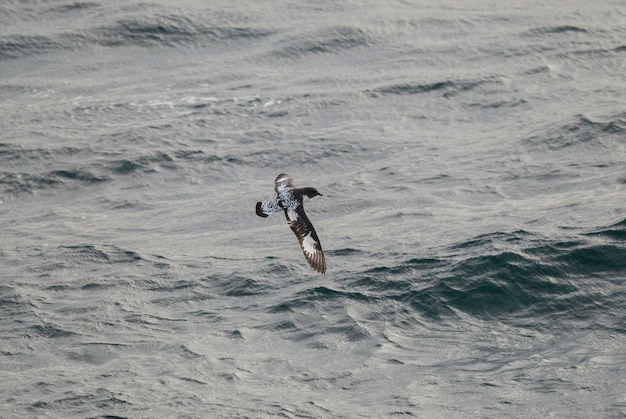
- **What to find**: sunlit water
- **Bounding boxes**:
[1,0,625,417]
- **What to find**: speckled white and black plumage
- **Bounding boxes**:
[256,174,326,274]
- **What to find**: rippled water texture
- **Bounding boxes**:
[1,0,625,417]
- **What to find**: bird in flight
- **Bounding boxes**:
[256,173,326,274]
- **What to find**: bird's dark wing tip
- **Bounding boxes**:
[308,252,326,274]
[256,202,269,217]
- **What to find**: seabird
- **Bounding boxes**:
[256,173,326,274]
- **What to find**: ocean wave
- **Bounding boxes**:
[27,323,77,339]
[586,218,626,241]
[0,34,62,60]
[22,244,175,300]
[92,14,272,48]
[212,274,270,297]
[0,284,34,320]
[269,26,375,59]
[342,227,626,329]
[369,77,500,99]
[264,286,373,345]
[61,244,143,265]
[0,168,108,195]
[0,143,95,194]
[525,25,590,37]
[0,140,227,196]
[524,113,626,151]
[0,10,272,61]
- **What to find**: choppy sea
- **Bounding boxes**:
[2,0,625,417]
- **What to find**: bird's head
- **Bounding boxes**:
[301,187,322,200]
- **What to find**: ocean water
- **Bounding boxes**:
[1,0,625,417]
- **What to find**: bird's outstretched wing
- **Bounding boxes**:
[285,205,325,274]
[256,198,281,217]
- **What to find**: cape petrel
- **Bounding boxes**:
[256,173,326,274]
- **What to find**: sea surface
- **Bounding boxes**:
[1,0,625,417]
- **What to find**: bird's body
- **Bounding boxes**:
[256,174,326,274]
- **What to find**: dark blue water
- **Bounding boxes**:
[2,0,625,417]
